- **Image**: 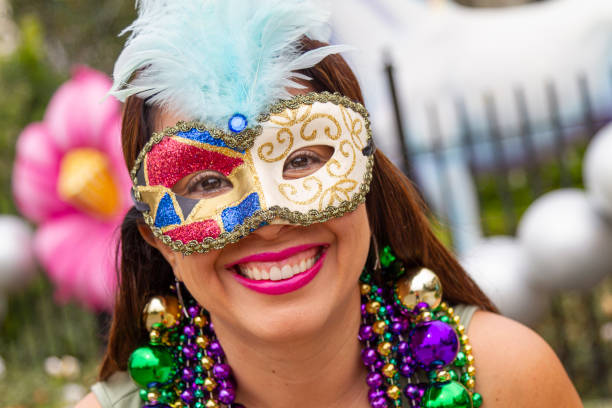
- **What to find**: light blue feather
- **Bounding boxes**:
[111,0,349,132]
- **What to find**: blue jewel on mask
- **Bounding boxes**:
[177,128,245,153]
[155,193,182,228]
[221,193,261,233]
[228,113,248,133]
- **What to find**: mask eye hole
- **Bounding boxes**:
[282,145,334,180]
[172,170,233,199]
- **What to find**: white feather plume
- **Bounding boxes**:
[111,0,349,131]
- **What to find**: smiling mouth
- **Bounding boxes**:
[230,245,326,281]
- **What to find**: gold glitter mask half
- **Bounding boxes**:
[131,92,375,254]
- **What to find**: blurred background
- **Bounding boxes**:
[0,0,611,406]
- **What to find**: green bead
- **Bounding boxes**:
[194,389,204,398]
[472,392,483,407]
[440,316,450,324]
[195,403,204,408]
[448,370,458,381]
[128,346,176,388]
[139,389,149,402]
[361,273,372,283]
[380,246,397,268]
[461,372,471,384]
[384,332,392,341]
[195,377,204,385]
[379,306,387,316]
[454,352,467,367]
[422,381,472,408]
[428,370,437,380]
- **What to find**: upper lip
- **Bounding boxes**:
[225,243,328,268]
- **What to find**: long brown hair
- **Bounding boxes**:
[99,38,496,380]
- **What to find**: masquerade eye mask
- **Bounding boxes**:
[131,92,374,254]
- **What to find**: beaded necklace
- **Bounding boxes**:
[128,246,483,408]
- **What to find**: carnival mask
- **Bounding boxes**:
[131,92,374,254]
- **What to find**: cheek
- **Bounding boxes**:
[173,251,224,306]
[329,204,371,274]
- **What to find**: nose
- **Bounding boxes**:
[248,221,295,241]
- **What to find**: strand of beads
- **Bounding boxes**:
[128,294,244,408]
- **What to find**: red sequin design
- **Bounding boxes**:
[165,220,222,243]
[146,138,244,188]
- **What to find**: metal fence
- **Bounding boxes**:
[385,61,612,397]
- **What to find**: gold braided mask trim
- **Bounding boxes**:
[131,92,374,255]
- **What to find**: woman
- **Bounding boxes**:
[78,1,581,407]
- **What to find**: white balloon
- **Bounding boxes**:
[517,189,612,291]
[584,123,612,217]
[0,215,37,292]
[461,236,549,326]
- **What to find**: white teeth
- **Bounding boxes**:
[292,264,301,274]
[253,267,261,280]
[269,266,282,281]
[281,265,293,279]
[261,270,270,280]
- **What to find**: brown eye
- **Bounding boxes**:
[282,145,334,180]
[174,170,233,199]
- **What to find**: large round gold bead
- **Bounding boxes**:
[377,342,392,357]
[382,363,396,378]
[366,301,381,314]
[395,267,442,310]
[204,377,217,391]
[143,296,180,331]
[194,315,208,327]
[372,320,387,335]
[196,336,210,349]
[201,356,214,370]
[147,391,160,402]
[387,385,401,400]
[205,400,219,408]
[360,284,372,295]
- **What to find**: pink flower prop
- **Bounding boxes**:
[12,66,131,311]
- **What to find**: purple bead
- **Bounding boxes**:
[410,320,459,369]
[180,389,195,404]
[399,364,414,377]
[358,325,374,341]
[182,344,197,360]
[144,405,170,408]
[218,387,236,404]
[361,348,377,366]
[401,355,414,365]
[208,340,224,357]
[183,325,196,338]
[190,381,200,391]
[181,367,195,382]
[371,396,388,408]
[361,303,367,315]
[368,389,385,402]
[376,287,383,295]
[366,372,383,388]
[187,306,200,318]
[416,302,429,310]
[213,363,231,379]
[374,360,384,370]
[390,322,403,334]
[404,384,420,399]
[397,341,410,356]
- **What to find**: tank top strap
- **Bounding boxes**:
[91,371,141,408]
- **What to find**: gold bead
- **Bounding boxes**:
[395,267,443,310]
[204,377,217,391]
[360,284,372,295]
[366,301,381,314]
[143,296,180,331]
[372,320,387,334]
[149,330,161,343]
[447,307,454,317]
[466,355,475,364]
[201,356,214,370]
[196,335,210,349]
[205,400,219,408]
[194,315,208,327]
[377,342,392,357]
[467,366,476,376]
[171,402,185,408]
[382,363,396,378]
[456,325,465,334]
[463,345,473,355]
[460,334,469,344]
[437,370,451,382]
[440,302,448,311]
[466,378,475,389]
[386,385,401,400]
[147,391,160,402]
[453,315,461,325]
[418,311,432,322]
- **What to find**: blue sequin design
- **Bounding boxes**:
[228,114,248,133]
[221,193,261,233]
[177,128,245,153]
[155,193,182,228]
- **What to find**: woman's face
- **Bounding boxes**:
[146,108,372,343]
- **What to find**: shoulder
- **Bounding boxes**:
[75,393,102,408]
[467,310,582,408]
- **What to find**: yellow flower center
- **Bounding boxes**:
[57,148,120,219]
